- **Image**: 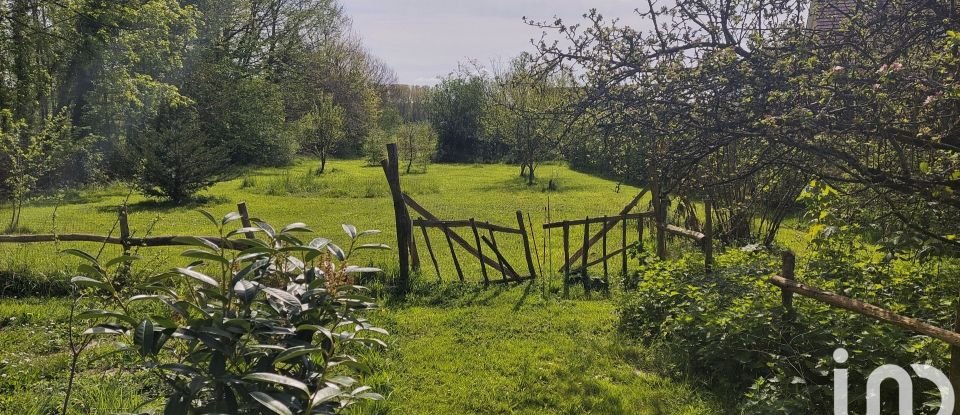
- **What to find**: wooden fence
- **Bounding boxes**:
[543,212,648,294]
[769,250,960,392]
[0,202,264,253]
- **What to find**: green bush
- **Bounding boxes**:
[68,211,390,414]
[131,100,228,203]
[618,245,956,413]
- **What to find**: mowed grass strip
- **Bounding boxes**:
[355,284,720,415]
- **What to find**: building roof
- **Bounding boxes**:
[808,0,861,31]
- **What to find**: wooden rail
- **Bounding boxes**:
[665,224,705,242]
[413,219,523,235]
[542,212,651,229]
[0,233,257,250]
[769,275,960,347]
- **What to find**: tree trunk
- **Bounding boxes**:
[318,151,327,175]
[527,163,536,185]
[520,163,527,177]
[406,156,414,174]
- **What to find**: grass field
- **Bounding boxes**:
[0,159,771,413]
[1,158,657,295]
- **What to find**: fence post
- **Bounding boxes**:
[656,197,667,260]
[582,218,591,294]
[704,198,714,273]
[409,217,421,272]
[620,216,628,277]
[471,219,489,286]
[602,216,609,289]
[381,143,410,292]
[952,303,960,414]
[562,223,570,297]
[517,210,536,280]
[118,207,130,255]
[782,250,796,321]
[237,202,256,239]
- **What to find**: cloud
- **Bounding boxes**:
[343,0,646,85]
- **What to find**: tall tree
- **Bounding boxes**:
[483,56,572,185]
[297,94,345,174]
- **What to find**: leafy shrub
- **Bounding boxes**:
[68,211,389,414]
[618,245,956,413]
[131,100,228,203]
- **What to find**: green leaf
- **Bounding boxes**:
[262,287,302,308]
[198,209,219,227]
[181,249,230,265]
[135,319,155,357]
[249,391,293,415]
[344,266,382,274]
[354,243,390,251]
[71,275,109,291]
[275,346,325,363]
[75,309,137,326]
[357,229,382,237]
[227,227,263,238]
[308,237,331,249]
[280,222,311,233]
[310,385,342,406]
[61,249,99,266]
[175,268,219,287]
[83,326,124,336]
[327,243,346,261]
[342,224,358,239]
[172,236,220,252]
[244,373,309,396]
[222,211,242,225]
[255,221,277,238]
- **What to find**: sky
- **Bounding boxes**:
[341,1,647,86]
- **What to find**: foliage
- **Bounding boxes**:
[68,212,389,414]
[361,129,392,167]
[297,94,346,174]
[619,242,957,413]
[483,55,573,185]
[395,122,438,174]
[429,69,492,163]
[0,109,73,232]
[130,99,228,203]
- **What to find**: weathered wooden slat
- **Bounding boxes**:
[237,202,256,239]
[562,189,649,270]
[665,224,705,242]
[0,234,258,250]
[403,194,512,275]
[562,224,570,296]
[413,219,522,235]
[443,224,464,282]
[542,212,652,229]
[517,211,537,280]
[481,235,521,280]
[570,246,630,275]
[471,219,489,285]
[768,276,960,347]
[582,218,590,292]
[620,216,628,277]
[419,223,442,281]
[382,143,411,290]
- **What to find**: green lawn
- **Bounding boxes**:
[0,159,737,413]
[359,284,719,415]
[1,159,651,295]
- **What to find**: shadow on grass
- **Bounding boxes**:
[99,195,233,213]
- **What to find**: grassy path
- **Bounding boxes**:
[358,284,720,415]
